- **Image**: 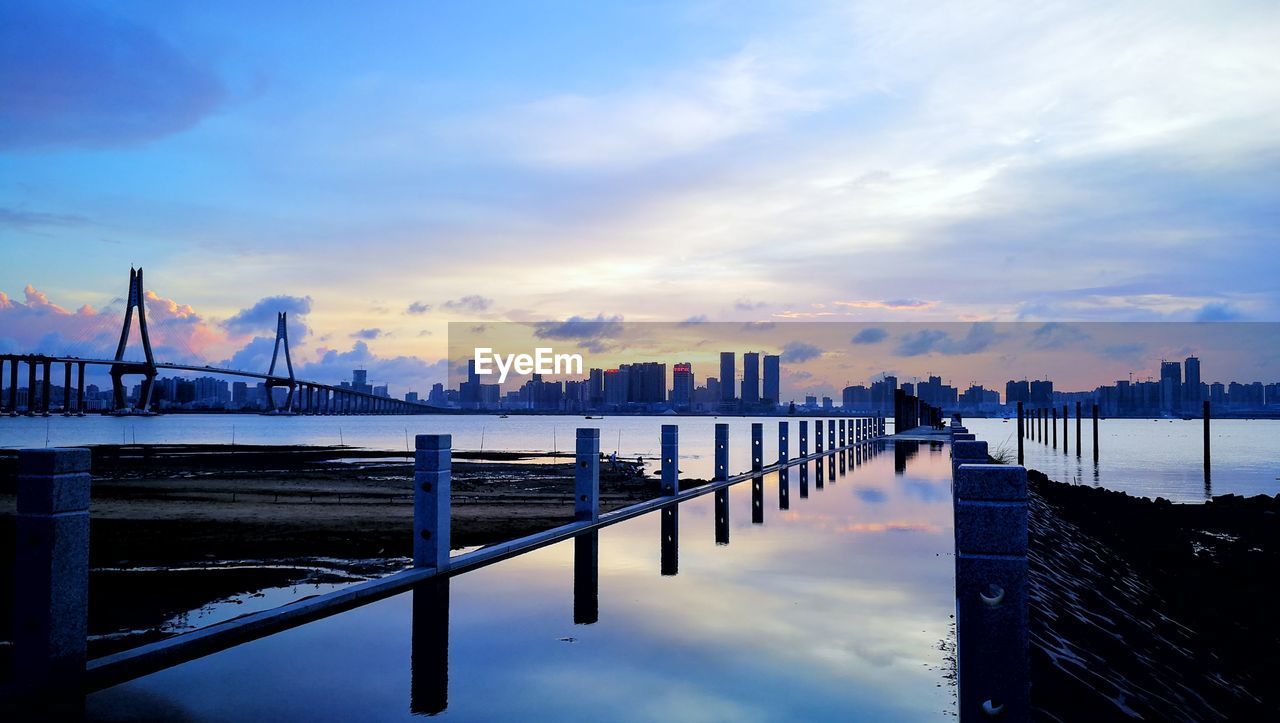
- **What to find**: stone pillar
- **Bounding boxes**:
[14,448,91,695]
[952,439,988,474]
[778,421,790,510]
[413,434,451,570]
[575,428,600,522]
[714,423,729,481]
[751,423,763,471]
[839,419,846,447]
[799,420,809,457]
[661,424,679,495]
[953,463,1029,721]
[815,419,824,454]
[827,420,835,451]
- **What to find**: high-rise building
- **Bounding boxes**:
[1184,356,1201,407]
[627,362,666,404]
[719,352,736,402]
[741,352,760,404]
[762,354,780,406]
[1005,380,1030,405]
[1160,360,1182,414]
[671,362,694,408]
[1029,380,1053,405]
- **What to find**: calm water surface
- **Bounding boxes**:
[961,417,1280,502]
[85,439,958,721]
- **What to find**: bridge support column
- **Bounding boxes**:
[575,428,600,522]
[8,357,18,415]
[41,360,51,415]
[61,362,71,415]
[661,424,679,496]
[953,463,1029,721]
[27,358,38,415]
[14,448,91,704]
[414,434,451,570]
[76,362,85,415]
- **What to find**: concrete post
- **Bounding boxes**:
[8,356,18,414]
[778,421,789,465]
[413,434,451,570]
[1051,408,1057,449]
[1203,400,1211,485]
[815,420,824,454]
[751,423,763,472]
[953,463,1029,721]
[714,423,729,481]
[952,440,989,474]
[575,428,600,522]
[839,419,846,447]
[661,424,679,496]
[14,448,91,695]
[1075,401,1082,458]
[42,359,52,415]
[1016,402,1024,465]
[828,420,835,451]
[1092,404,1100,464]
[1063,404,1069,455]
[778,421,790,510]
[799,420,809,457]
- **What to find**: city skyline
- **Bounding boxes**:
[4,1,1280,391]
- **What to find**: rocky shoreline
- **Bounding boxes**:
[1028,471,1279,720]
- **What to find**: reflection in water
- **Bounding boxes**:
[828,452,837,484]
[751,476,764,524]
[779,466,790,510]
[574,532,599,625]
[839,449,847,475]
[799,462,810,498]
[815,457,825,489]
[660,503,679,576]
[894,440,921,476]
[714,488,730,545]
[410,578,449,717]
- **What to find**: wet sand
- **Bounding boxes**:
[0,444,675,666]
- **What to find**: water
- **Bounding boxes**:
[84,440,956,720]
[0,413,864,481]
[961,417,1280,502]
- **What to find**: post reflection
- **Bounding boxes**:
[815,458,824,489]
[779,467,790,510]
[660,503,679,576]
[410,577,450,717]
[751,476,764,524]
[827,451,837,484]
[714,488,730,545]
[574,531,599,625]
[894,440,921,475]
[839,449,847,475]
[799,462,810,498]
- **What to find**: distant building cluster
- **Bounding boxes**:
[455,351,789,413]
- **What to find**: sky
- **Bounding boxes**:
[2,0,1279,395]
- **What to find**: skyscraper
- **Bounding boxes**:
[671,362,694,408]
[719,352,735,402]
[1160,360,1182,414]
[1184,356,1201,407]
[762,354,780,406]
[741,352,760,404]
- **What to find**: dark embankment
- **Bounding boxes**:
[1029,471,1277,720]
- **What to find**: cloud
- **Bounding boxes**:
[1100,342,1147,362]
[1028,322,1091,349]
[223,295,314,340]
[851,327,889,345]
[442,295,492,313]
[351,328,382,340]
[296,341,447,395]
[0,207,91,230]
[1194,302,1244,322]
[895,323,1002,357]
[679,315,709,325]
[0,2,224,150]
[734,298,769,311]
[533,314,624,341]
[835,300,936,311]
[740,321,776,332]
[781,341,823,363]
[405,301,431,315]
[856,488,888,504]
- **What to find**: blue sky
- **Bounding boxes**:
[2,0,1279,392]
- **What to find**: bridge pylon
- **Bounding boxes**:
[264,312,297,412]
[109,267,158,413]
